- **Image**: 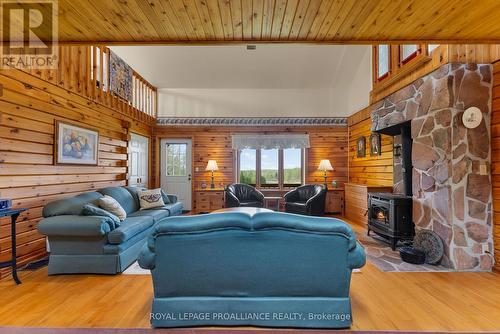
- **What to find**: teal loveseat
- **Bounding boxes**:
[139,211,365,329]
[38,186,183,275]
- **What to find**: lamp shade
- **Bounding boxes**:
[318,159,333,171]
[205,160,219,171]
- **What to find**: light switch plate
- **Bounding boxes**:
[482,244,489,254]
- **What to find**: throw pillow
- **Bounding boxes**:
[160,189,171,204]
[98,195,127,221]
[138,188,165,210]
[82,204,121,226]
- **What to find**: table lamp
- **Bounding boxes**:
[318,159,333,189]
[205,160,219,189]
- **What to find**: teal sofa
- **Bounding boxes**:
[38,186,183,275]
[139,211,365,329]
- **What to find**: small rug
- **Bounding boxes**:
[122,261,150,275]
[122,262,361,275]
[356,231,451,273]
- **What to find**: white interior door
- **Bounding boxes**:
[160,139,192,211]
[129,133,149,188]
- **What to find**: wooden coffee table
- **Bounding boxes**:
[211,207,273,216]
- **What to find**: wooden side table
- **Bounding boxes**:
[325,189,345,215]
[0,208,28,284]
[194,189,225,213]
[263,196,283,211]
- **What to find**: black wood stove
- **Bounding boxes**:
[368,121,415,250]
[367,193,414,250]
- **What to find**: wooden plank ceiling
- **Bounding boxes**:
[47,0,500,44]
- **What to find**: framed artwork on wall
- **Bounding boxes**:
[55,121,99,165]
[357,137,366,158]
[370,133,382,156]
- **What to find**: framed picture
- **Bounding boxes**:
[370,133,382,156]
[357,137,366,158]
[55,121,99,165]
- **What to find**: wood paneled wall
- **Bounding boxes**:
[0,68,153,280]
[153,126,348,211]
[347,108,394,187]
[492,60,500,272]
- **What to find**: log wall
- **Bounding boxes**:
[0,66,153,280]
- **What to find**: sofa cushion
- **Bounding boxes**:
[125,186,145,204]
[160,189,171,204]
[98,195,127,221]
[42,192,103,217]
[138,188,165,210]
[129,209,170,223]
[98,187,139,214]
[82,204,121,226]
[103,226,153,254]
[108,216,154,244]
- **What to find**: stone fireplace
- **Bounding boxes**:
[371,63,494,270]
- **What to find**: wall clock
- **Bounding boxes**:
[462,107,482,129]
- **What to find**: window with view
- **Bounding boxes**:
[166,143,187,176]
[260,149,279,187]
[283,148,302,186]
[239,149,257,185]
[238,148,303,189]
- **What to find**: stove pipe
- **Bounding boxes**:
[375,121,413,197]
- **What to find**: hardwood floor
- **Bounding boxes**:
[0,221,499,332]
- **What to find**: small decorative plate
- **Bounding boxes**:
[413,229,444,265]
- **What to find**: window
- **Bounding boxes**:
[237,148,304,189]
[399,44,420,65]
[239,149,257,185]
[260,149,279,187]
[428,44,439,54]
[166,143,187,176]
[283,148,302,186]
[376,44,390,80]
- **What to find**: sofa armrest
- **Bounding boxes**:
[138,240,156,270]
[38,215,113,237]
[348,241,366,269]
[166,194,178,203]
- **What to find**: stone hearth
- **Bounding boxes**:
[371,63,493,271]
